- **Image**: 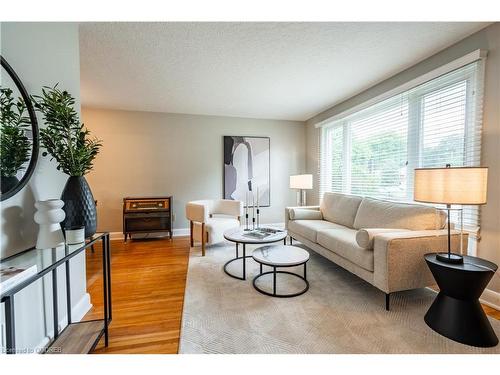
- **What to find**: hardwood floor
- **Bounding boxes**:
[83,236,499,354]
[484,305,500,320]
[84,236,190,354]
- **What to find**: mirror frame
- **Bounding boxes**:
[1,55,39,201]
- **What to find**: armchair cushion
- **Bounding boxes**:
[193,217,240,245]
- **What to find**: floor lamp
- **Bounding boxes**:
[414,165,488,264]
[290,174,313,206]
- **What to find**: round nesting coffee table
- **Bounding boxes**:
[223,227,287,280]
[252,244,310,298]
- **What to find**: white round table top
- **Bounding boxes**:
[252,245,310,267]
[223,227,287,244]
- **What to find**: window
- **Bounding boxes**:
[320,60,484,234]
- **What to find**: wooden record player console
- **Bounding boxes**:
[123,196,172,241]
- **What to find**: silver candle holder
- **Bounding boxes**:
[244,188,261,231]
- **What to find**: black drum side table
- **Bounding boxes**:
[424,253,498,347]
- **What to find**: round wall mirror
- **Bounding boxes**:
[1,56,39,201]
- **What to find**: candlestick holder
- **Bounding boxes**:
[256,208,260,229]
[252,214,256,230]
[245,212,250,231]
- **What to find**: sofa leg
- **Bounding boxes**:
[385,293,390,311]
[290,237,293,245]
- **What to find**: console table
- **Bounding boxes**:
[0,233,111,354]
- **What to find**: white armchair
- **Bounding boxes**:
[185,199,243,256]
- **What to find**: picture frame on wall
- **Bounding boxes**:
[223,136,270,207]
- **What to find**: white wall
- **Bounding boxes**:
[82,108,306,235]
[0,23,90,352]
[306,23,500,301]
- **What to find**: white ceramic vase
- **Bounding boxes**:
[34,199,66,249]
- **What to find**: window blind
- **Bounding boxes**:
[320,60,485,234]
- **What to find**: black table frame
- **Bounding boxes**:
[1,233,112,354]
[223,234,287,280]
[252,259,309,298]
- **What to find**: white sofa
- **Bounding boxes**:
[286,192,466,310]
[186,199,243,256]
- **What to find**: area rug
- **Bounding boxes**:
[179,242,500,354]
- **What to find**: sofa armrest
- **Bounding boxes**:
[285,206,320,229]
[373,230,468,293]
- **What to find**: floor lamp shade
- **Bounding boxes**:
[414,167,488,205]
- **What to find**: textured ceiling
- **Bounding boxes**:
[79,22,488,121]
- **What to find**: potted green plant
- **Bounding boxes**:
[32,85,102,238]
[0,87,31,194]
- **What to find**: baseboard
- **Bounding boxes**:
[32,292,92,352]
[480,288,500,311]
[71,292,92,322]
[108,223,285,241]
[109,229,189,241]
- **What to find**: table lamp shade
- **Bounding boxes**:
[290,174,313,190]
[414,167,488,205]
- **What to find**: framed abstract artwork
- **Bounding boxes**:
[223,136,270,207]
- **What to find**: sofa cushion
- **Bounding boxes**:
[317,228,374,271]
[355,228,407,249]
[320,192,363,228]
[353,197,446,231]
[289,208,323,220]
[288,220,346,243]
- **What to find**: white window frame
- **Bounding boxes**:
[319,50,487,237]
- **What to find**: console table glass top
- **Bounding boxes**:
[1,234,104,281]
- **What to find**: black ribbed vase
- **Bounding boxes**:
[61,176,97,238]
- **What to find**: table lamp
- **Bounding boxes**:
[290,174,313,206]
[414,164,488,264]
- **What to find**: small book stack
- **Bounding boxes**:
[0,265,38,294]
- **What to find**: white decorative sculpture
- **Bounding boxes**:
[34,199,66,249]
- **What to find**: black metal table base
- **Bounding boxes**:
[424,292,499,347]
[252,263,309,298]
[223,256,253,280]
[223,237,288,281]
[223,243,252,280]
